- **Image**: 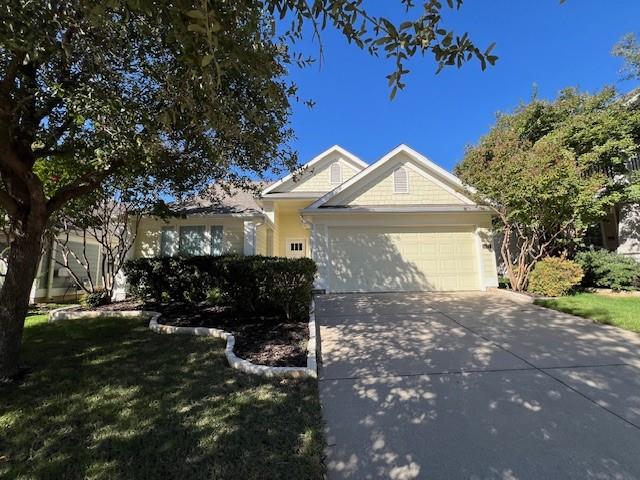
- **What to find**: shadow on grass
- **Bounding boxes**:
[535,299,615,325]
[0,316,324,480]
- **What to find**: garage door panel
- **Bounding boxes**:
[329,226,479,292]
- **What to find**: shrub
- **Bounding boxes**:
[81,289,110,308]
[123,255,317,319]
[527,257,584,297]
[575,249,640,291]
[207,287,224,305]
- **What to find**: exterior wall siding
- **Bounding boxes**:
[274,200,313,257]
[327,165,465,206]
[288,157,360,193]
[135,216,245,258]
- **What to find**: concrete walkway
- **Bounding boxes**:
[317,292,640,479]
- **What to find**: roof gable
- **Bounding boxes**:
[261,145,367,195]
[309,145,475,208]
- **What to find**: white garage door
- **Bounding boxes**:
[329,226,480,292]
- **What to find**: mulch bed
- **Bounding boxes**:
[71,301,309,367]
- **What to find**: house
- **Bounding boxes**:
[9,232,105,303]
[585,155,640,260]
[132,144,499,293]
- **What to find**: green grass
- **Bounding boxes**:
[535,293,640,333]
[0,314,325,479]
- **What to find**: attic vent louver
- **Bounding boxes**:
[330,162,342,184]
[394,166,409,193]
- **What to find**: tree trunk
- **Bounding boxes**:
[0,218,45,379]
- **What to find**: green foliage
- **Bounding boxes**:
[575,249,640,291]
[124,256,317,320]
[527,257,584,297]
[0,0,494,225]
[207,287,224,306]
[455,87,640,291]
[612,33,640,80]
[80,289,110,308]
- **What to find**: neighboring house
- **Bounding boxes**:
[132,144,499,293]
[585,155,640,260]
[0,232,105,303]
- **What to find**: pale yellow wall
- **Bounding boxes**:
[285,156,361,193]
[135,216,244,257]
[273,200,312,257]
[255,223,273,256]
[327,165,465,206]
[476,219,499,287]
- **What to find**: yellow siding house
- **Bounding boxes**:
[131,145,499,293]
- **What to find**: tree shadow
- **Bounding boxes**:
[0,317,324,479]
[327,227,477,292]
[315,292,640,479]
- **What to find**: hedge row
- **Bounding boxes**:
[123,255,317,319]
[575,249,640,291]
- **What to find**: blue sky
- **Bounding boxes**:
[284,0,640,173]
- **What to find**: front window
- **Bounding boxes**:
[210,225,223,256]
[179,226,206,256]
[160,227,178,257]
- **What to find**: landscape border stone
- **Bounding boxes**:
[48,301,318,379]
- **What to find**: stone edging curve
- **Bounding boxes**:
[49,302,318,379]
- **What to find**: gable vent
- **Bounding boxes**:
[393,167,409,193]
[330,162,342,184]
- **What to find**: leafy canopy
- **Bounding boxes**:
[0,0,496,227]
[455,88,640,290]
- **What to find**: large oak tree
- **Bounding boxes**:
[0,0,494,378]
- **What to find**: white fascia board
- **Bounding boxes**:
[308,144,476,209]
[260,192,325,199]
[260,145,368,195]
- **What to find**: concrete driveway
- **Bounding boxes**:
[316,292,640,479]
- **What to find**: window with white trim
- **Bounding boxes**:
[330,162,342,184]
[210,225,224,256]
[179,225,206,256]
[393,166,409,193]
[160,226,178,257]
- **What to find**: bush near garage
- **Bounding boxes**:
[574,249,640,291]
[527,257,584,297]
[123,255,316,319]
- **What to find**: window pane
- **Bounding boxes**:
[160,227,177,257]
[211,226,223,256]
[179,226,206,256]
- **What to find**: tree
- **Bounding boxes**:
[0,1,494,378]
[456,88,640,291]
[613,33,640,80]
[51,184,148,301]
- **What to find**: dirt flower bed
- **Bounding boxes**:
[73,301,309,367]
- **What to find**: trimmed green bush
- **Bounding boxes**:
[80,289,110,308]
[528,257,584,297]
[123,255,317,319]
[575,249,640,291]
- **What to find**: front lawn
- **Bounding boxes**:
[0,314,324,479]
[535,293,640,333]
